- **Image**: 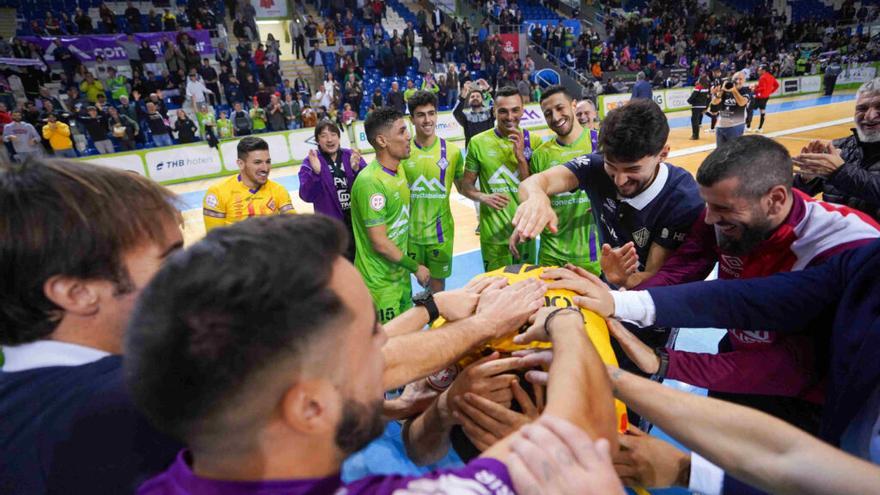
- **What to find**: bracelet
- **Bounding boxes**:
[397,254,419,273]
[543,306,584,338]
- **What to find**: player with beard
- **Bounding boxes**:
[125,214,624,495]
[601,135,880,432]
[793,77,880,221]
[461,86,538,271]
[575,99,600,151]
[203,136,296,231]
[351,108,430,323]
[510,85,601,274]
[401,91,464,293]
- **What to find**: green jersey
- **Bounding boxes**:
[530,129,601,270]
[217,118,234,139]
[352,160,412,290]
[402,137,463,244]
[465,127,534,245]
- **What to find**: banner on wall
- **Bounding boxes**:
[664,89,691,110]
[522,19,581,37]
[145,144,223,182]
[22,30,214,62]
[800,75,821,93]
[782,78,800,95]
[86,153,147,175]
[251,0,288,17]
[498,34,520,62]
[838,64,877,85]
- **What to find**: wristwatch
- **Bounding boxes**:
[412,290,439,323]
[651,348,670,382]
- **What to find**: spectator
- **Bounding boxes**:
[51,39,79,81]
[147,9,162,31]
[144,101,173,147]
[195,104,218,147]
[107,106,138,151]
[249,102,267,133]
[266,95,286,132]
[371,87,383,108]
[163,41,186,75]
[301,104,317,127]
[824,58,843,96]
[306,46,325,88]
[452,80,494,146]
[185,72,211,115]
[124,1,142,31]
[224,76,243,106]
[216,110,234,139]
[74,8,93,33]
[80,106,114,154]
[173,109,198,144]
[385,81,405,113]
[2,110,42,162]
[794,78,880,221]
[106,68,129,103]
[282,93,300,130]
[631,71,653,100]
[41,113,76,157]
[231,102,252,136]
[117,95,138,123]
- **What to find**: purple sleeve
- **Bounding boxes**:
[666,336,817,396]
[636,211,717,289]
[298,158,323,203]
[346,458,514,494]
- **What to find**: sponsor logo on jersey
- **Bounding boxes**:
[632,227,650,247]
[411,175,447,193]
[426,365,459,390]
[205,193,219,209]
[388,205,410,238]
[370,193,386,211]
[266,198,276,211]
[730,329,774,344]
[487,166,520,186]
[604,198,617,211]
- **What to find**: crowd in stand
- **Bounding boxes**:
[520,0,880,91]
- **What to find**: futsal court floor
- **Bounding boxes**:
[166,91,858,492]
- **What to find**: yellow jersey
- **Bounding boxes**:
[428,263,629,433]
[203,174,296,231]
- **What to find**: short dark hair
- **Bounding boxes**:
[407,90,438,114]
[495,85,522,103]
[314,119,340,140]
[539,84,571,103]
[696,135,793,198]
[364,106,404,149]
[598,99,669,162]
[237,136,269,160]
[125,215,349,451]
[0,159,180,345]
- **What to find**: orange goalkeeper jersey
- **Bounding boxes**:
[203,174,296,231]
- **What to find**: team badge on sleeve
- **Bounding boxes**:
[426,365,459,391]
[205,193,219,209]
[370,193,386,211]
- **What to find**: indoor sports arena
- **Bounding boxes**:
[2,0,880,493]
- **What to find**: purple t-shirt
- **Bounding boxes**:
[138,451,515,495]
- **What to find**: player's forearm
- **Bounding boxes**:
[384,306,430,338]
[382,314,499,390]
[544,317,618,449]
[402,392,455,465]
[370,235,407,264]
[517,171,556,203]
[607,369,875,494]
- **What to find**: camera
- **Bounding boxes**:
[722,79,735,91]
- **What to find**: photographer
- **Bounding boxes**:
[710,71,750,146]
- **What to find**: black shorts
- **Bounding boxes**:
[753,97,769,110]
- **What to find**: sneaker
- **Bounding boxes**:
[756,128,763,133]
[475,225,480,236]
[708,128,715,134]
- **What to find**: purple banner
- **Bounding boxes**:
[21,30,214,62]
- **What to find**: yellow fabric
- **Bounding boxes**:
[42,121,73,151]
[433,263,629,432]
[202,174,296,231]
